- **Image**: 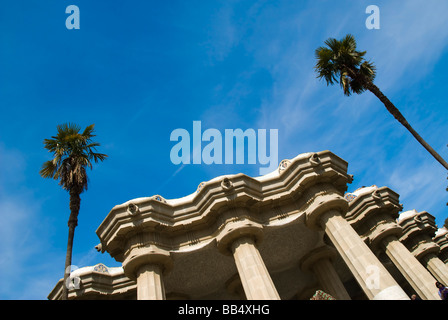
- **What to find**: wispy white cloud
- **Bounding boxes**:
[0,144,61,299]
[201,1,448,225]
[203,2,242,65]
[363,1,448,90]
[157,164,187,195]
[388,157,447,225]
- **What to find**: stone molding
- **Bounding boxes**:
[434,228,448,263]
[47,264,135,300]
[398,210,440,259]
[122,245,173,280]
[345,186,403,250]
[96,151,351,262]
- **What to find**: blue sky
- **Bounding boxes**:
[0,1,447,299]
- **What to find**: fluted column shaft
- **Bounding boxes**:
[311,258,351,300]
[320,210,409,300]
[231,236,280,300]
[136,264,165,300]
[382,236,439,300]
[122,245,172,301]
[423,254,448,285]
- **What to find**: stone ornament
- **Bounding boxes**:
[309,153,321,166]
[93,263,109,273]
[221,177,233,191]
[152,195,167,203]
[196,182,206,193]
[278,159,291,173]
[127,203,140,216]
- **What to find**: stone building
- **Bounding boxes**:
[48,151,448,300]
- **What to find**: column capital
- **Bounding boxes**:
[344,186,403,251]
[398,210,438,241]
[367,223,403,251]
[305,193,348,231]
[397,210,440,261]
[122,245,173,280]
[216,219,264,255]
[434,228,448,264]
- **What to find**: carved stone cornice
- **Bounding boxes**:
[434,228,448,263]
[397,210,440,260]
[346,187,402,225]
[345,186,403,250]
[122,245,173,280]
[398,210,438,241]
[47,264,136,300]
[96,151,351,262]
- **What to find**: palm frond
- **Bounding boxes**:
[349,78,367,95]
[314,47,338,85]
[340,71,351,96]
[40,123,107,193]
[39,160,57,179]
[359,60,377,82]
[82,124,96,138]
[315,34,377,96]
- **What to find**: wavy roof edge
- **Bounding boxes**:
[114,152,314,209]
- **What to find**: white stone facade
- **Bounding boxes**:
[48,151,448,300]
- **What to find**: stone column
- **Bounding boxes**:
[217,218,280,300]
[422,255,448,285]
[122,245,172,300]
[136,264,165,300]
[398,210,448,285]
[382,236,440,300]
[231,236,280,300]
[301,247,351,300]
[344,187,440,300]
[319,210,409,300]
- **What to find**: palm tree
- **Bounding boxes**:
[314,34,448,171]
[40,123,107,300]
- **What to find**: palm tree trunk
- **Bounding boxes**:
[62,189,80,300]
[62,223,76,300]
[363,81,448,171]
[344,63,448,171]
